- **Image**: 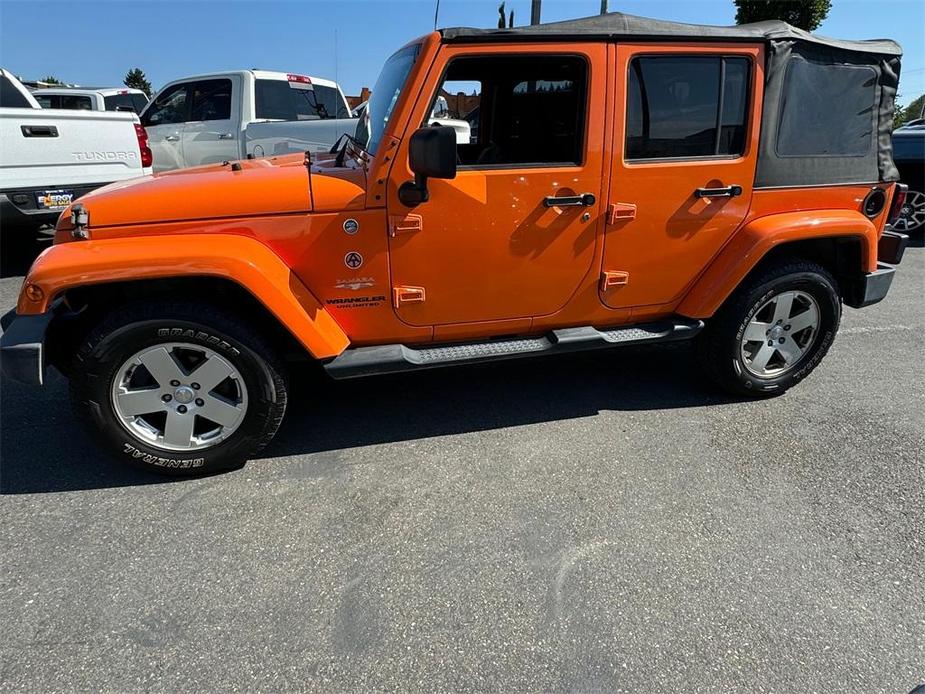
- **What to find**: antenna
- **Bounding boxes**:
[434,0,440,30]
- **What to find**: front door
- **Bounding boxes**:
[182,77,239,167]
[600,44,763,309]
[386,45,607,326]
[141,82,188,173]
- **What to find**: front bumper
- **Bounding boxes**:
[0,308,56,385]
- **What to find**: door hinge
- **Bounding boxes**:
[393,285,426,307]
[607,203,637,224]
[601,271,629,291]
[389,213,423,237]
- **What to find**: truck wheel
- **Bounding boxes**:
[70,301,288,476]
[696,260,841,397]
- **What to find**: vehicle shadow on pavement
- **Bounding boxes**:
[0,343,735,493]
[260,343,737,460]
[1,236,51,279]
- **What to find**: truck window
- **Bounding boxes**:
[1,75,33,108]
[142,83,189,126]
[430,55,587,167]
[255,79,338,121]
[34,94,94,110]
[104,93,148,113]
[188,79,232,121]
[626,56,749,160]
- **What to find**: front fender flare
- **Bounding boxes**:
[677,209,877,319]
[16,234,350,359]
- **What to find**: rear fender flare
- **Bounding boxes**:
[677,209,877,319]
[17,234,350,359]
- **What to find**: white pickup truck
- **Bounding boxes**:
[0,69,152,234]
[140,70,356,173]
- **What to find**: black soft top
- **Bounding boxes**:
[441,12,901,57]
[443,12,902,187]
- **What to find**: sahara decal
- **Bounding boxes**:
[335,277,376,290]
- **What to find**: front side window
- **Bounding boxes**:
[355,43,420,155]
[626,56,750,160]
[188,79,232,121]
[142,83,188,126]
[430,55,587,167]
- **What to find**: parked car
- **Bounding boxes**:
[139,70,355,172]
[353,96,472,144]
[0,13,909,475]
[0,68,152,235]
[890,120,924,233]
[31,87,149,113]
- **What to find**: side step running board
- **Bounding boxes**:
[324,318,704,379]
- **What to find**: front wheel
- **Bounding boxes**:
[696,260,841,396]
[70,301,288,475]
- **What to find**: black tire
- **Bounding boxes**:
[696,259,841,397]
[70,300,288,476]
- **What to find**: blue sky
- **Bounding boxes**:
[1,0,923,107]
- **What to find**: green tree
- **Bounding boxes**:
[41,75,63,85]
[899,93,925,125]
[123,68,152,97]
[734,0,831,30]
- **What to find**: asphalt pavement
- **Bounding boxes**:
[1,236,923,693]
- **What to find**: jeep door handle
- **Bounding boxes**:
[165,134,180,142]
[694,185,743,198]
[543,193,596,208]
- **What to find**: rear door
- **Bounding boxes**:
[600,44,762,309]
[141,82,189,172]
[181,77,239,166]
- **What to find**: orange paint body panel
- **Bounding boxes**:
[19,234,349,359]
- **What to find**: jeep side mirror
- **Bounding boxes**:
[399,126,457,207]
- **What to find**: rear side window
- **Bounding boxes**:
[188,79,232,121]
[626,56,750,160]
[777,59,876,157]
[142,83,188,126]
[104,93,149,113]
[1,75,33,108]
[255,79,340,120]
[33,94,94,110]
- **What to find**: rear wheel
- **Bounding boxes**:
[71,301,288,475]
[696,260,841,396]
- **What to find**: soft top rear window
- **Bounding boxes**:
[776,58,877,158]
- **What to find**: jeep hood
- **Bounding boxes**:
[58,153,369,234]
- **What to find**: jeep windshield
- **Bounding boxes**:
[355,42,420,155]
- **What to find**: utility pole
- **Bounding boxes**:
[600,0,609,14]
[530,0,541,25]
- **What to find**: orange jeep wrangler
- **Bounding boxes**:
[1,13,910,475]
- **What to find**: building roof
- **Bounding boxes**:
[441,12,901,56]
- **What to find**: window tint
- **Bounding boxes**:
[313,84,349,119]
[34,94,94,110]
[777,59,875,157]
[1,75,33,108]
[431,55,587,166]
[255,79,343,121]
[626,56,750,160]
[104,93,148,113]
[142,83,188,126]
[189,79,232,121]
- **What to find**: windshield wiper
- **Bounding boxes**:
[331,132,368,167]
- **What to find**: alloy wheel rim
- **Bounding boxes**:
[740,290,820,378]
[111,342,248,452]
[891,190,925,232]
